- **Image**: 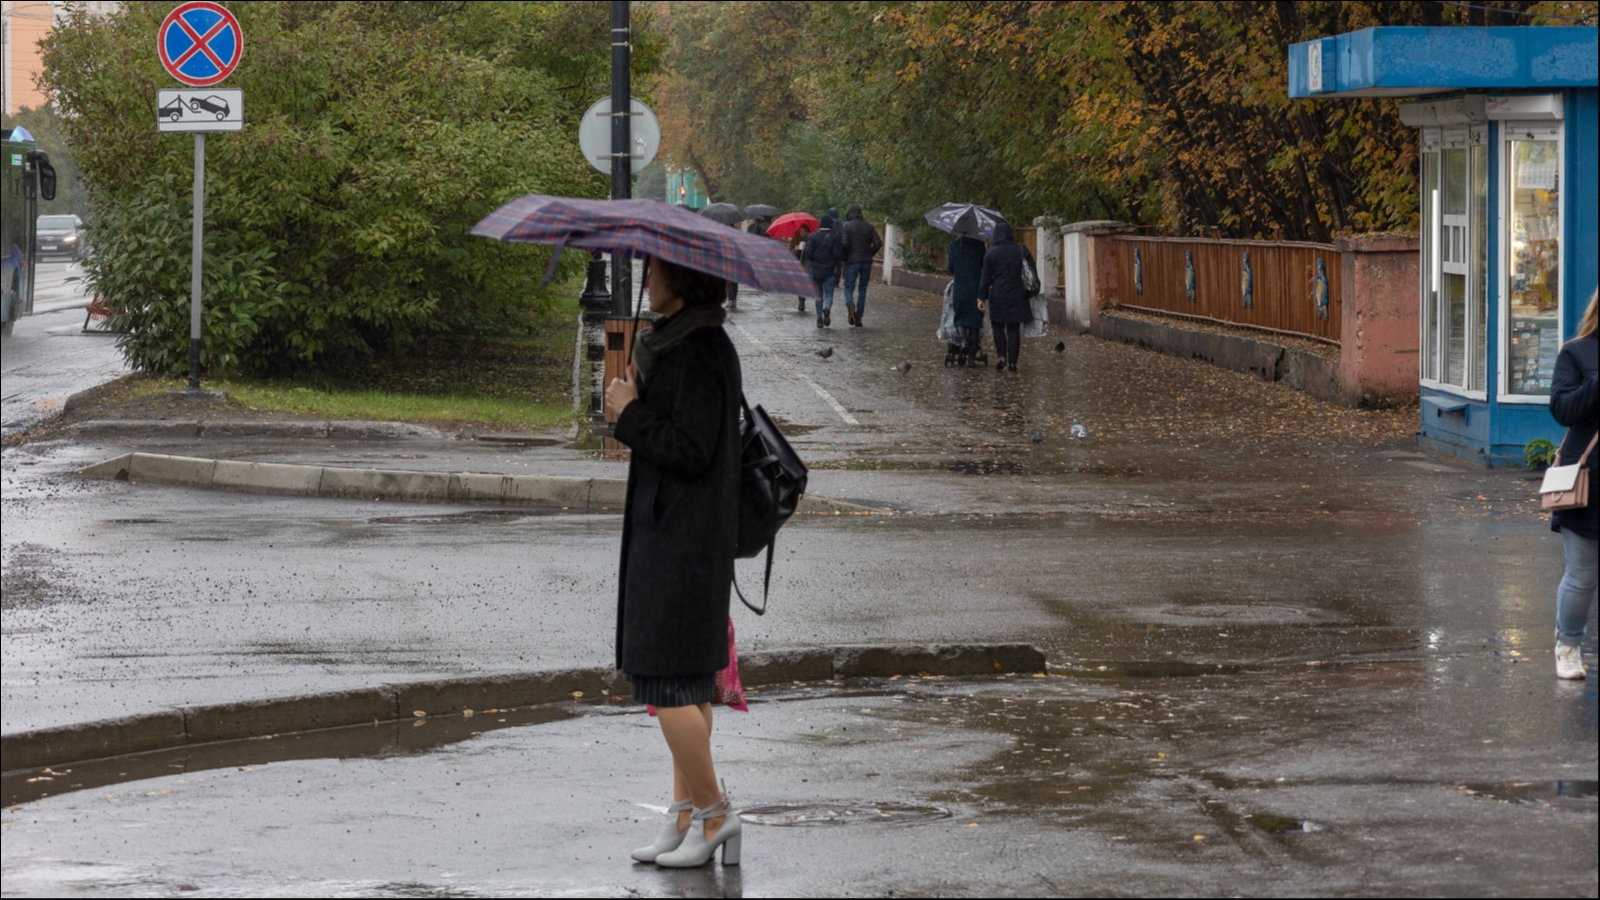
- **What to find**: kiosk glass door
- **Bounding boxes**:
[1419,126,1488,394]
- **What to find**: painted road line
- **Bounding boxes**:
[730,320,860,426]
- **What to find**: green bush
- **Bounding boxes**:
[41,2,642,376]
[83,175,284,374]
[1524,438,1559,471]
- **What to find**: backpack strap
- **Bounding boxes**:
[732,541,772,616]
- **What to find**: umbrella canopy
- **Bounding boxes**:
[925,203,1007,239]
[698,202,746,225]
[742,204,782,219]
[765,212,820,240]
[472,194,819,298]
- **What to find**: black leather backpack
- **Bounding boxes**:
[734,396,807,614]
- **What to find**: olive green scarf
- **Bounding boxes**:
[630,303,727,388]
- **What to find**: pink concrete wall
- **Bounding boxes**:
[1085,233,1122,330]
[1335,235,1420,407]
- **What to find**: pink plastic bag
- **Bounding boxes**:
[647,618,748,715]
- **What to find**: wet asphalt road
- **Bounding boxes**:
[2,281,1596,895]
[1,260,123,438]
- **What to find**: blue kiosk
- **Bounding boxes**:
[1289,27,1597,465]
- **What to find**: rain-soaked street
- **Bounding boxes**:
[2,283,1596,896]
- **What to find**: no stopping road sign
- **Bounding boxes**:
[159,2,242,87]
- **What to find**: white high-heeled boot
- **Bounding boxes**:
[630,798,692,863]
[655,797,741,868]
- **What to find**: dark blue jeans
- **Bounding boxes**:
[843,262,872,316]
[813,275,836,322]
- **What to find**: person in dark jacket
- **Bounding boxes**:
[945,235,988,366]
[604,256,745,866]
[802,216,844,328]
[839,205,883,327]
[977,220,1036,372]
[1549,289,1598,680]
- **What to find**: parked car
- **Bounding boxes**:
[188,95,230,120]
[159,96,186,122]
[35,214,87,261]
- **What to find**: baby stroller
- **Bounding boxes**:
[939,283,987,367]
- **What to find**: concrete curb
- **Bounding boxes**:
[1,644,1046,773]
[1091,313,1344,404]
[79,452,879,515]
[63,419,447,440]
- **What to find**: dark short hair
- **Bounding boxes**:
[652,257,726,307]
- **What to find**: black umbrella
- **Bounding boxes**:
[698,203,746,225]
[924,202,1007,239]
[742,204,781,219]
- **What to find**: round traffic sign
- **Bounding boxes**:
[578,97,660,176]
[158,2,242,87]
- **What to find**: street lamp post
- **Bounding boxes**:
[609,0,631,316]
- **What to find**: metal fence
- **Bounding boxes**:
[1111,236,1342,343]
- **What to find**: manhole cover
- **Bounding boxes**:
[739,802,952,827]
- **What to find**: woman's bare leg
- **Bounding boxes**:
[658,703,724,840]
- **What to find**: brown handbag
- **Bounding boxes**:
[1540,433,1597,511]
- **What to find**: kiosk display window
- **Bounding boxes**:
[1504,130,1561,398]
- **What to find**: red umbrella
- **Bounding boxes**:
[764,212,820,240]
[472,195,819,298]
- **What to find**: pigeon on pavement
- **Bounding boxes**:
[1055,341,1066,353]
[1030,428,1044,444]
[1070,419,1087,439]
[891,361,913,374]
[815,347,834,359]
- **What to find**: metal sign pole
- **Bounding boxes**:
[189,132,205,390]
[609,0,631,317]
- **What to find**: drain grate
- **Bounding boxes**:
[739,802,952,827]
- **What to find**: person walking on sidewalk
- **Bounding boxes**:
[789,223,813,314]
[946,234,988,366]
[802,215,844,328]
[977,220,1036,372]
[604,256,745,868]
[1549,289,1598,680]
[840,205,883,327]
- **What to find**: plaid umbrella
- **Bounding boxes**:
[473,195,819,298]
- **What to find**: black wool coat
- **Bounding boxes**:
[977,223,1036,325]
[613,324,743,676]
[1549,334,1598,540]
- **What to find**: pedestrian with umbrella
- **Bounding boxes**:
[802,215,844,327]
[978,221,1037,373]
[699,204,747,311]
[472,195,818,869]
[945,233,988,366]
[767,212,820,314]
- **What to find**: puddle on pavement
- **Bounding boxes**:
[1461,780,1599,807]
[1247,814,1326,834]
[1,703,582,807]
[1055,660,1247,678]
[367,509,578,525]
[739,802,952,827]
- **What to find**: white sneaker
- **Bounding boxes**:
[1555,644,1586,680]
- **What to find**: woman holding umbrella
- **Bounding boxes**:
[473,194,819,869]
[605,255,745,868]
